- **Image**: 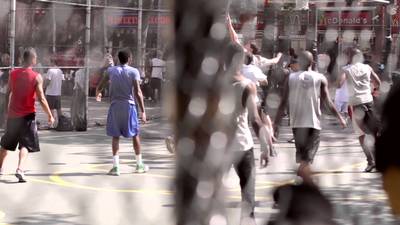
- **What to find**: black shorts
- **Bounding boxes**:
[292,128,320,163]
[353,102,381,136]
[150,78,162,90]
[46,95,61,110]
[0,113,40,152]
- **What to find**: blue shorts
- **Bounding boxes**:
[106,102,139,138]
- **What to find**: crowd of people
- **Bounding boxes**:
[0,14,398,225]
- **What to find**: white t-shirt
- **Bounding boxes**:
[45,68,64,96]
[241,64,267,86]
[289,70,326,130]
[151,58,166,79]
[343,63,373,106]
[335,81,348,103]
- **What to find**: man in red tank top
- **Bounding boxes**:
[0,48,54,183]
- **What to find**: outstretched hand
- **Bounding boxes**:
[48,116,55,127]
[96,92,102,102]
[141,112,147,124]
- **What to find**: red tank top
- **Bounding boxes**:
[8,68,38,118]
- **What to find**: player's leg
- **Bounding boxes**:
[133,135,149,173]
[108,136,121,176]
[15,147,28,183]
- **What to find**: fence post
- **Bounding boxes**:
[138,0,143,70]
[83,0,92,130]
[9,0,16,69]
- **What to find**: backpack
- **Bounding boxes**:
[56,115,73,131]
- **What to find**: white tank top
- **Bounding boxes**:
[231,79,254,152]
[343,63,373,106]
[288,70,326,130]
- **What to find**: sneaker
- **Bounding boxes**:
[15,169,27,183]
[108,167,120,176]
[135,163,149,173]
[364,164,376,173]
[165,136,175,154]
[287,138,295,143]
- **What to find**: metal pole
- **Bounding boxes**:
[138,0,143,69]
[157,0,161,52]
[315,6,318,54]
[84,0,92,130]
[52,3,56,54]
[103,0,108,54]
[9,0,16,69]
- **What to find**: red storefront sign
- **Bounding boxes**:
[106,14,172,27]
[318,10,373,30]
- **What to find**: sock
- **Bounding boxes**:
[113,155,120,168]
[135,154,142,165]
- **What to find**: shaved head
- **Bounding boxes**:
[345,47,364,64]
[298,51,314,70]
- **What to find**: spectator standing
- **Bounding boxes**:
[150,52,166,103]
[44,59,64,128]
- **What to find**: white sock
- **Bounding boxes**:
[113,155,120,167]
[135,154,142,165]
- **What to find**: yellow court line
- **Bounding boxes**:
[48,171,173,195]
[87,167,174,179]
[24,161,383,203]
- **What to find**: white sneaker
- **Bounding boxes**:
[135,163,149,173]
[165,136,175,154]
[15,169,27,183]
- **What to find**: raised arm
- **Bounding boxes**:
[321,77,346,128]
[256,53,283,72]
[35,74,55,126]
[226,14,241,46]
[96,69,110,100]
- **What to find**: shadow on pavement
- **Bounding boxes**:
[12,213,81,225]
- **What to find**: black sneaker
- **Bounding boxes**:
[364,164,376,173]
[15,169,27,183]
